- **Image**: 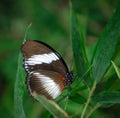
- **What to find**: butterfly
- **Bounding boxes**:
[21,40,73,99]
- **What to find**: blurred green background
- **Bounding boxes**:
[0,0,119,118]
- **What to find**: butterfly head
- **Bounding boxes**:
[65,71,74,86]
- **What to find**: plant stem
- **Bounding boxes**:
[81,81,97,118]
[86,103,101,118]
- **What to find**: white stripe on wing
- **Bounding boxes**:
[25,52,59,66]
[33,72,61,99]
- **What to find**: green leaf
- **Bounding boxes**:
[69,94,86,104]
[35,95,69,118]
[92,2,120,82]
[111,61,120,79]
[93,91,120,104]
[14,53,26,118]
[70,4,89,79]
[14,23,32,118]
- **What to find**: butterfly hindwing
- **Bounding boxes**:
[27,70,65,99]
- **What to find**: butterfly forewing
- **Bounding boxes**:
[21,40,73,99]
[21,40,68,75]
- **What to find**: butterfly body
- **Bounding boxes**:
[21,40,73,99]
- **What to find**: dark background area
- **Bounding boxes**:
[0,0,119,118]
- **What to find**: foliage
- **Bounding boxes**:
[0,0,120,118]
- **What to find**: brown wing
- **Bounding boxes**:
[27,70,66,99]
[21,40,69,76]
